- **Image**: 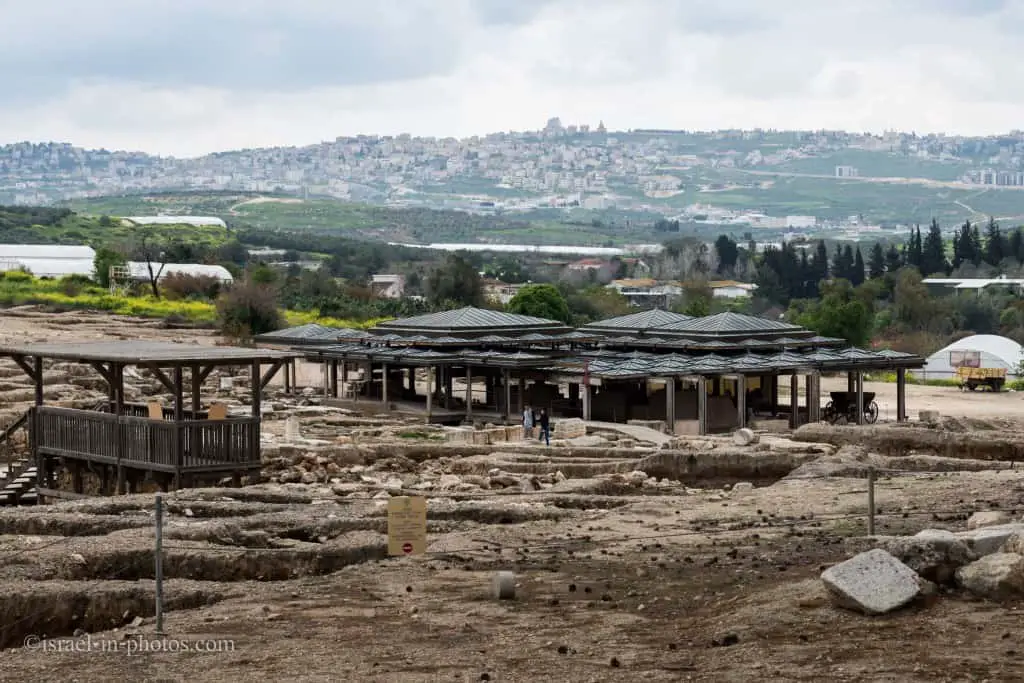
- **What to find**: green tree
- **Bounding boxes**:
[884,244,903,273]
[851,247,866,286]
[506,284,571,323]
[868,242,886,279]
[427,254,485,307]
[93,247,126,288]
[984,217,1006,267]
[790,279,872,347]
[921,219,949,276]
[216,280,284,338]
[714,235,739,275]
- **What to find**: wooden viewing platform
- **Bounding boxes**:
[0,340,297,501]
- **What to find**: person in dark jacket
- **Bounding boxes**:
[538,408,550,446]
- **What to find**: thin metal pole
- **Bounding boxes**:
[867,467,876,536]
[155,492,164,634]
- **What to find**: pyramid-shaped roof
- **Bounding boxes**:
[255,323,355,345]
[581,308,693,333]
[652,311,808,337]
[371,306,570,337]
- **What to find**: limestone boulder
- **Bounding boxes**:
[876,534,976,585]
[820,549,922,615]
[966,510,1011,531]
[957,524,1024,556]
[956,553,1024,600]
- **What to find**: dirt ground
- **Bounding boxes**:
[2,308,1024,682]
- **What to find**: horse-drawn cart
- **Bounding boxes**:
[822,391,879,424]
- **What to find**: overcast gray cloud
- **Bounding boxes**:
[1,0,1023,156]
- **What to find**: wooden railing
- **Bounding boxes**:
[32,407,259,472]
[96,401,210,421]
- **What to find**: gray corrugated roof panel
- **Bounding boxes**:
[476,335,514,343]
[255,323,335,342]
[875,349,917,359]
[373,306,569,334]
[836,347,882,361]
[428,336,471,345]
[556,330,602,341]
[516,333,558,342]
[0,340,296,365]
[582,308,694,332]
[653,311,806,336]
[806,335,845,346]
[335,328,372,339]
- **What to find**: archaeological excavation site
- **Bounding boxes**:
[3,307,1024,681]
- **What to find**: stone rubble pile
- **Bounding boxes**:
[823,512,1024,614]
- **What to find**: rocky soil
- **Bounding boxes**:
[1,310,1024,681]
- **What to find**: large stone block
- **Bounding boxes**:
[956,553,1024,600]
[957,524,1024,556]
[820,548,921,615]
[877,534,976,585]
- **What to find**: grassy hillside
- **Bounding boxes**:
[0,205,233,248]
[64,193,663,245]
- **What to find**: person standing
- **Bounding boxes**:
[522,404,534,439]
[538,408,550,446]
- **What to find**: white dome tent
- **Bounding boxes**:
[920,334,1024,380]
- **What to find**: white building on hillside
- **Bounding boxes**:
[123,216,228,228]
[0,244,96,278]
[125,262,234,283]
[370,274,405,299]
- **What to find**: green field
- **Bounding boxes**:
[65,193,665,245]
[752,148,973,182]
[0,270,378,328]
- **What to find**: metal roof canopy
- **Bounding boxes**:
[0,340,298,366]
[370,306,572,337]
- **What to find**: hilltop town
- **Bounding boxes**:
[6,123,1024,230]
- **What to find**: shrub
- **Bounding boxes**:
[161,273,222,301]
[58,276,85,297]
[0,269,32,282]
[216,282,284,338]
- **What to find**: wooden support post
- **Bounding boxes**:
[114,363,126,495]
[856,371,865,425]
[770,374,778,417]
[173,366,184,481]
[502,369,511,425]
[736,375,747,429]
[250,361,261,417]
[517,376,525,416]
[665,377,675,434]
[425,366,433,421]
[381,363,389,407]
[808,372,821,423]
[697,376,708,435]
[29,356,44,502]
[330,360,339,398]
[444,366,453,409]
[191,365,202,414]
[465,366,473,419]
[896,368,907,422]
[789,373,799,429]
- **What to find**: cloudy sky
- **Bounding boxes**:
[2,0,1022,157]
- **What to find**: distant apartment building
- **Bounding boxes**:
[708,280,758,299]
[961,169,1024,187]
[483,279,525,305]
[607,279,683,308]
[835,165,859,178]
[370,274,405,299]
[566,258,607,272]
